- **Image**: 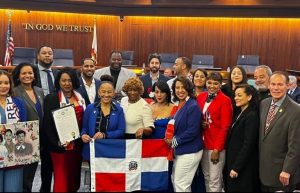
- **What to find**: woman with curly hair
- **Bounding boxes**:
[165,76,203,192]
[121,77,154,139]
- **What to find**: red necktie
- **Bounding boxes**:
[264,104,276,135]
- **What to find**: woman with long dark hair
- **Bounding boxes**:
[12,62,44,192]
[225,84,259,192]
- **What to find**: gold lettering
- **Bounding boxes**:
[56,25,63,31]
[69,25,74,32]
[41,24,48,30]
[22,23,92,32]
[62,25,68,31]
[48,24,54,31]
[35,24,42,30]
[74,26,79,32]
[22,23,34,30]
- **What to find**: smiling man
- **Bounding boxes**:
[94,51,136,101]
[254,65,272,101]
[140,53,169,99]
[259,71,300,192]
[78,58,101,105]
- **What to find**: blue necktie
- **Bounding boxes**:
[43,69,55,93]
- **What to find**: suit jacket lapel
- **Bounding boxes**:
[94,79,101,103]
[174,99,190,129]
[19,86,38,114]
[263,97,288,138]
[79,78,90,104]
[228,107,249,139]
[115,68,124,93]
[261,100,271,138]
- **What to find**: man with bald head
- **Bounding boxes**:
[259,71,300,192]
[94,51,136,101]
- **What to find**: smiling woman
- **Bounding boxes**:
[0,70,27,192]
[121,77,154,139]
[81,74,125,161]
[12,62,44,192]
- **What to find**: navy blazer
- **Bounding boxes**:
[77,77,101,105]
[173,98,203,155]
[81,101,126,160]
[140,73,170,98]
[289,86,300,104]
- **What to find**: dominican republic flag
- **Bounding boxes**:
[90,139,169,192]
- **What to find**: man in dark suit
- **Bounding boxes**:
[78,58,101,105]
[254,65,272,101]
[288,75,300,104]
[259,71,300,192]
[140,53,169,99]
[36,45,59,96]
[36,45,57,192]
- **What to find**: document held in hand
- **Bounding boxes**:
[52,104,80,145]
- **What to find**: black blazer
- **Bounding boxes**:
[42,93,82,152]
[225,107,260,192]
[139,73,170,98]
[289,86,300,104]
[77,77,101,105]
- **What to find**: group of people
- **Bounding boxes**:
[0,45,299,193]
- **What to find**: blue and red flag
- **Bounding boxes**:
[4,17,14,66]
[90,139,169,192]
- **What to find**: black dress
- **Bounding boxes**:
[225,107,260,192]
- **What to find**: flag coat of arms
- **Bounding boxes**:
[90,139,169,192]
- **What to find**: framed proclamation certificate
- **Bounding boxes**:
[52,105,80,145]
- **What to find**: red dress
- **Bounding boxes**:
[51,105,84,192]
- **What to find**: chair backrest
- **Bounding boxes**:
[53,49,74,67]
[12,47,36,66]
[237,55,260,73]
[192,55,214,69]
[121,51,135,66]
[160,53,179,69]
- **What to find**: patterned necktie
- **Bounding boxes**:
[206,94,216,103]
[264,104,276,135]
[43,69,55,93]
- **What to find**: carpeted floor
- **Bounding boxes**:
[32,161,91,192]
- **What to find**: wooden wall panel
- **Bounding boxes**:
[1,9,300,72]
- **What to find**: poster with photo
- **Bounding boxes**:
[0,120,40,168]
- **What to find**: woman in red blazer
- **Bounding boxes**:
[197,72,233,192]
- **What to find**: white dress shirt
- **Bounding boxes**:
[82,77,96,104]
[38,64,55,96]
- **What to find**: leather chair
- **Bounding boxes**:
[192,55,214,69]
[237,55,260,73]
[121,51,135,66]
[160,53,179,68]
[53,49,74,67]
[12,47,36,66]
